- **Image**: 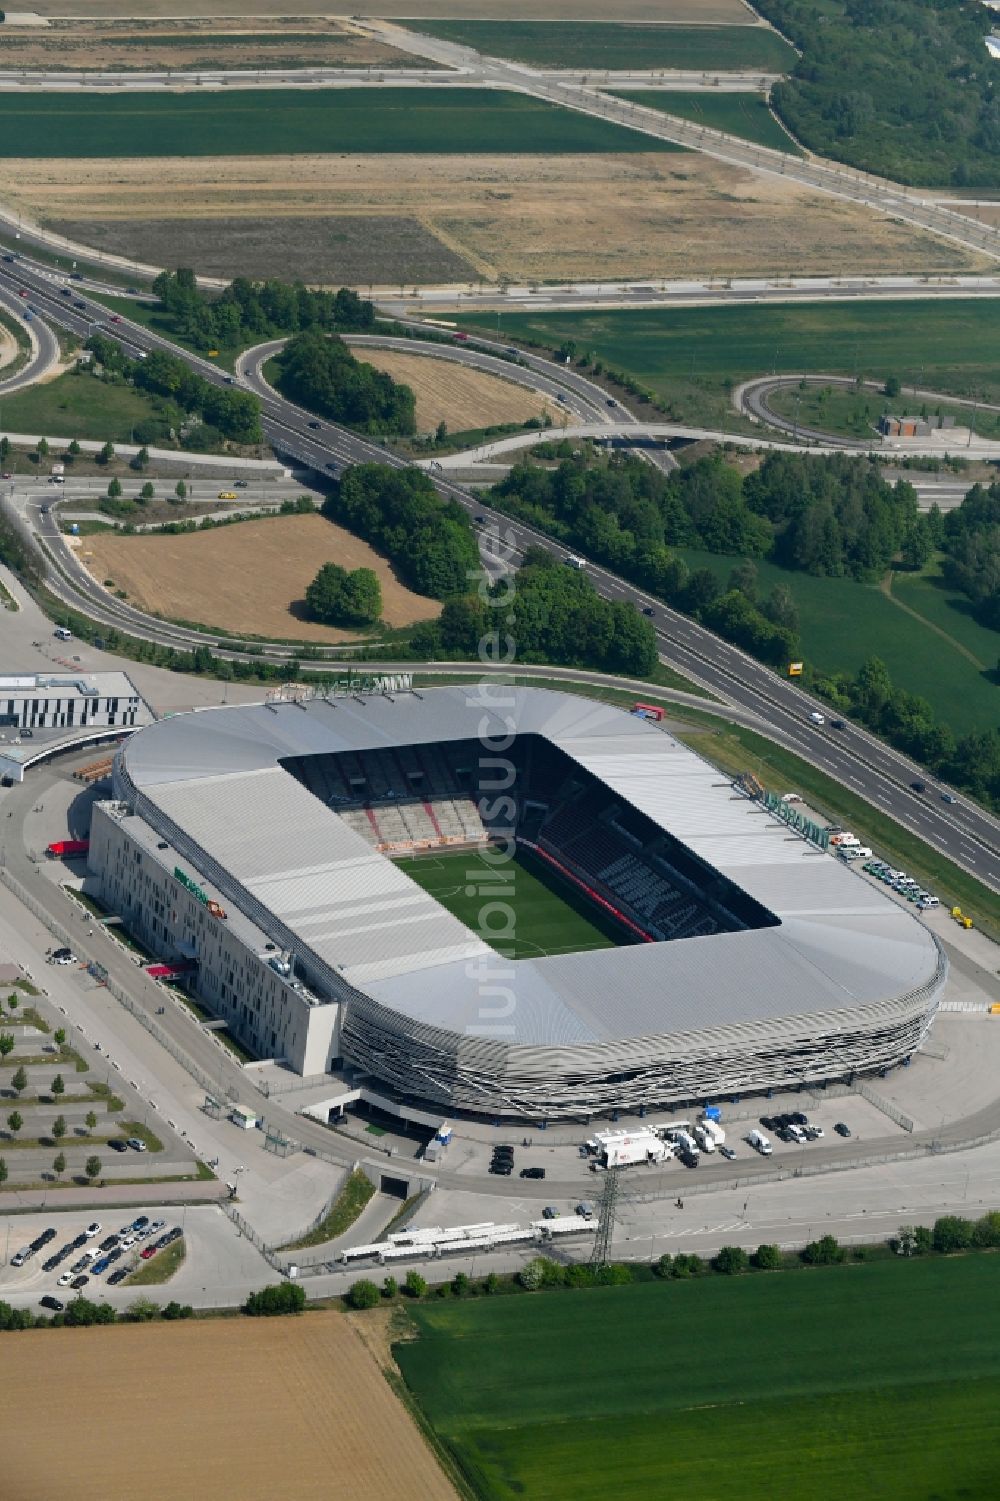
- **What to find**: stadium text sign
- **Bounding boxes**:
[174,866,210,905]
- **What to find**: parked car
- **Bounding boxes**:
[520,1166,546,1179]
[109,1139,128,1152]
[11,1249,31,1268]
[70,1275,89,1290]
[489,1161,512,1175]
[32,1229,57,1250]
[57,1271,75,1287]
[71,1233,88,1249]
[91,1257,111,1275]
[833,1122,851,1138]
[127,1138,147,1152]
[131,1217,149,1231]
[40,1296,64,1312]
[140,1247,157,1260]
[720,1145,737,1160]
[542,1206,559,1219]
[107,1267,129,1286]
[148,1220,166,1235]
[84,1222,101,1238]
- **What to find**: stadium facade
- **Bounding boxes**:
[86,686,946,1119]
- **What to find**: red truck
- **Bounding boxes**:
[46,839,90,858]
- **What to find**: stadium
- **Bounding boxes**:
[87,684,947,1120]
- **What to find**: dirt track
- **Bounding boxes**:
[77,513,442,642]
[4,1313,458,1501]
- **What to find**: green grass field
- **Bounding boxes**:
[469,300,1000,432]
[676,547,998,738]
[0,89,684,159]
[407,21,797,72]
[393,846,628,959]
[396,1258,1000,1501]
[890,566,1000,671]
[766,381,1000,441]
[0,370,165,443]
[615,89,801,153]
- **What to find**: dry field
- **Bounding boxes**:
[0,325,16,371]
[353,347,556,431]
[77,513,443,641]
[23,2,755,18]
[0,17,414,71]
[4,1313,458,1501]
[14,151,989,285]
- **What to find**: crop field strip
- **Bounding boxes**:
[404,20,797,71]
[394,847,629,959]
[0,90,686,160]
[455,298,1000,430]
[396,1258,1000,1501]
[355,347,557,433]
[613,89,802,154]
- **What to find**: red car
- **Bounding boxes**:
[140,1247,156,1260]
[18,288,28,298]
[109,315,122,324]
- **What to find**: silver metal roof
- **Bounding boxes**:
[118,687,942,1046]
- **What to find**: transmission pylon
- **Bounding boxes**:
[589,1165,620,1270]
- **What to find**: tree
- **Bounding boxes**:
[85,1111,97,1135]
[451,1271,471,1298]
[712,1245,749,1276]
[0,436,9,462]
[52,1115,67,1142]
[53,1027,66,1047]
[67,440,81,459]
[884,374,901,398]
[139,482,155,501]
[0,1033,13,1059]
[750,1243,783,1271]
[174,480,187,501]
[801,1234,844,1266]
[84,1155,101,1183]
[11,1065,27,1096]
[98,442,115,465]
[517,1259,545,1291]
[305,562,382,627]
[728,558,758,601]
[132,446,150,472]
[107,477,122,500]
[0,1157,6,1187]
[483,1272,501,1295]
[125,1296,159,1322]
[932,1215,974,1254]
[36,437,49,460]
[53,1151,66,1179]
[381,1275,398,1300]
[655,1252,673,1278]
[242,1282,306,1316]
[6,995,17,1016]
[6,1111,23,1137]
[971,1211,1000,1248]
[403,1270,428,1299]
[50,1073,65,1099]
[161,1301,194,1320]
[670,1253,705,1279]
[346,1278,380,1310]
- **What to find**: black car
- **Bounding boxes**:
[31,1228,57,1250]
[73,300,87,309]
[40,1296,64,1312]
[642,606,655,616]
[42,1256,60,1273]
[489,1161,513,1175]
[1,254,14,262]
[678,1149,699,1169]
[107,1267,129,1286]
[308,420,321,429]
[760,1116,776,1131]
[830,718,846,729]
[99,1235,119,1251]
[71,1233,88,1249]
[60,288,72,297]
[493,1145,514,1159]
[108,1139,128,1153]
[789,1112,808,1126]
[69,272,83,280]
[911,780,927,793]
[234,480,249,488]
[833,1122,852,1138]
[105,1247,123,1265]
[520,1166,546,1180]
[70,1275,89,1290]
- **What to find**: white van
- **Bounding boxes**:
[808,711,825,725]
[53,627,72,641]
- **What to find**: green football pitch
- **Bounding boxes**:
[393,847,629,960]
[397,1258,1000,1501]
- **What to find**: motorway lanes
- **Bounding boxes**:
[3,255,1000,891]
[0,284,59,394]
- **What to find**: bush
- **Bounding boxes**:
[654,1253,673,1279]
[125,1297,159,1323]
[161,1301,194,1320]
[482,1272,501,1296]
[243,1281,306,1317]
[933,1216,974,1254]
[402,1270,427,1300]
[345,1279,380,1311]
[971,1212,1000,1249]
[63,1296,116,1327]
[801,1234,845,1266]
[594,1263,633,1286]
[451,1272,471,1298]
[382,1276,398,1300]
[712,1245,749,1276]
[670,1253,705,1279]
[517,1259,546,1291]
[750,1243,783,1271]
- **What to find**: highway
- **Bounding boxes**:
[2,253,1000,894]
[0,283,59,395]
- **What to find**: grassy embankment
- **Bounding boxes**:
[280,1169,376,1251]
[614,89,802,154]
[766,379,1000,441]
[395,1257,1000,1501]
[0,370,162,444]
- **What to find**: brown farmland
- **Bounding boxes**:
[356,347,557,432]
[23,1,755,18]
[0,18,415,72]
[77,514,443,642]
[4,1313,458,1501]
[18,152,988,286]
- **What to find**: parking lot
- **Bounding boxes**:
[2,1208,185,1311]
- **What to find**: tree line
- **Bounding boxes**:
[409,546,658,679]
[814,654,1000,810]
[940,480,1000,631]
[150,268,375,351]
[274,330,416,436]
[756,0,1000,187]
[87,334,262,447]
[305,562,382,627]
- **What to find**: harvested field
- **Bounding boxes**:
[355,347,557,432]
[77,514,443,642]
[0,324,16,371]
[14,152,989,285]
[0,18,414,71]
[4,1313,458,1501]
[49,215,474,285]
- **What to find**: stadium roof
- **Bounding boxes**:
[118,686,941,1046]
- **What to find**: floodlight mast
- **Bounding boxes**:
[590,1165,620,1271]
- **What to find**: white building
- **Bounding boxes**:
[0,670,147,782]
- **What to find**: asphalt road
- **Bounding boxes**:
[738,373,1000,451]
[0,284,58,395]
[3,254,1000,894]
